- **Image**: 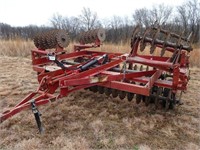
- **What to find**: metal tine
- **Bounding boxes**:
[130,24,141,48]
[140,27,151,52]
[177,30,185,47]
[160,31,171,57]
[186,32,193,44]
[150,26,161,54]
[140,65,143,71]
[176,30,185,47]
[146,66,149,71]
[128,63,133,70]
[172,31,185,64]
[133,64,138,70]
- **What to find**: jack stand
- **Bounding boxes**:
[31,100,44,133]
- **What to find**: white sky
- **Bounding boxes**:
[0,0,187,27]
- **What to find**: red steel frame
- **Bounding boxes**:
[0,38,190,124]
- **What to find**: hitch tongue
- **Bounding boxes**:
[31,100,44,133]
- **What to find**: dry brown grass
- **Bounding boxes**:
[0,40,200,149]
[0,56,199,149]
[190,46,200,67]
[100,42,131,54]
[0,39,199,67]
[0,39,35,57]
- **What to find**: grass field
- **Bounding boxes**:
[0,40,200,150]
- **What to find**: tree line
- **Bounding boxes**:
[0,0,199,43]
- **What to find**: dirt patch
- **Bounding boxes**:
[0,56,199,150]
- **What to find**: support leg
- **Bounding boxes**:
[31,100,44,133]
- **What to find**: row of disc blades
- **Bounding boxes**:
[33,29,70,50]
[86,85,175,110]
[79,28,106,44]
[130,25,192,56]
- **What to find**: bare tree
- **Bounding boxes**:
[0,23,13,39]
[177,0,200,42]
[79,7,101,31]
[110,16,123,29]
[106,16,132,43]
[50,14,81,41]
[50,13,73,31]
[150,4,173,25]
[50,13,64,29]
[68,17,81,40]
[132,4,172,27]
[107,16,123,43]
[177,5,188,32]
[132,8,151,27]
[122,16,133,43]
[101,18,111,29]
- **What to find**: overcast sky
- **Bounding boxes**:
[0,0,187,27]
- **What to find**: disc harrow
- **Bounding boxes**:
[0,25,193,132]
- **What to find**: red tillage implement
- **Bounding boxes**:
[0,25,193,132]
